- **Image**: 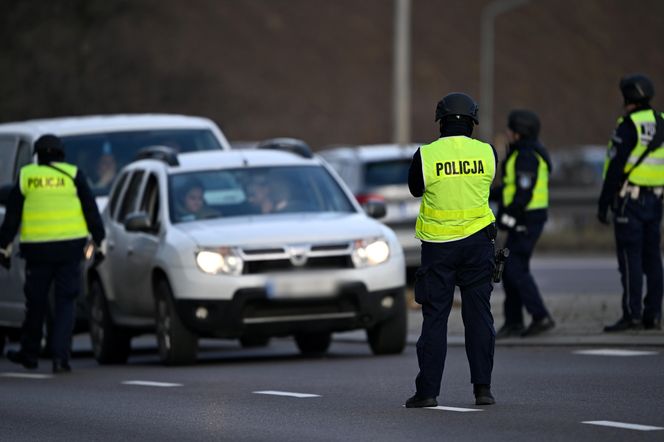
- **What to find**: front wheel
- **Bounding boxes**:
[89,280,131,364]
[294,332,332,355]
[367,294,407,355]
[154,279,198,365]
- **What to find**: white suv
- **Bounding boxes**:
[90,141,407,365]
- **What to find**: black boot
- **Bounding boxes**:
[52,359,72,374]
[473,384,495,405]
[496,323,525,339]
[521,316,555,337]
[405,394,437,408]
[603,317,643,332]
[642,317,662,330]
[6,350,38,370]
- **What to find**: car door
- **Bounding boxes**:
[104,169,145,316]
[0,135,23,326]
[122,172,161,317]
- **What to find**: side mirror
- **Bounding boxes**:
[0,184,13,206]
[124,211,152,232]
[363,200,387,219]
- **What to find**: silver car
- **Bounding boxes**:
[318,144,422,268]
[90,144,407,365]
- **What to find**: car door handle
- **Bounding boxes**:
[108,241,115,250]
[127,246,134,256]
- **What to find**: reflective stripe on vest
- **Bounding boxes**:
[501,150,549,210]
[624,110,664,186]
[416,136,495,242]
[19,163,88,243]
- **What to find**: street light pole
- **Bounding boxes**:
[479,0,529,142]
[393,0,411,146]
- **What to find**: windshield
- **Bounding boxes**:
[61,129,222,196]
[168,166,356,223]
[364,159,411,187]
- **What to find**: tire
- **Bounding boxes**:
[367,294,407,355]
[239,335,271,348]
[88,279,131,364]
[154,279,198,365]
[294,332,332,355]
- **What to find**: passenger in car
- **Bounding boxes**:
[247,175,273,214]
[269,178,292,213]
[92,144,117,191]
[176,179,219,221]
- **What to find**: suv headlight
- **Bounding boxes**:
[196,247,244,275]
[351,238,390,267]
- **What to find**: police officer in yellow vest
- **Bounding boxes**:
[405,93,497,408]
[0,134,105,373]
[494,110,555,338]
[598,74,664,332]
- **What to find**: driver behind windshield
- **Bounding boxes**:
[175,178,219,221]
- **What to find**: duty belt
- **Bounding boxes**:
[621,183,664,199]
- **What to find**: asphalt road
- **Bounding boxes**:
[1,338,662,441]
[528,256,620,296]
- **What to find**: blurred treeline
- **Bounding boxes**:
[1,0,663,149]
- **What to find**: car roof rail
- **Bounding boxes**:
[257,137,313,158]
[134,145,179,166]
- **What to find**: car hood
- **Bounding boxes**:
[175,212,387,247]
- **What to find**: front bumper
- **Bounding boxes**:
[174,283,406,339]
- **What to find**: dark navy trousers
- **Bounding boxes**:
[414,229,495,398]
[613,192,663,322]
[502,221,550,325]
[21,259,81,362]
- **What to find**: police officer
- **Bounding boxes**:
[0,134,105,373]
[405,93,497,408]
[598,74,663,332]
[494,110,555,338]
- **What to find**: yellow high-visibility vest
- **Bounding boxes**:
[19,163,88,243]
[624,110,664,186]
[501,150,549,210]
[416,136,495,242]
[603,110,664,186]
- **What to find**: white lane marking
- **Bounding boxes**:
[253,390,320,398]
[574,349,659,357]
[1,372,53,379]
[122,380,183,387]
[582,421,664,431]
[429,406,483,412]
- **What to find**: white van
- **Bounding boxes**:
[0,114,231,351]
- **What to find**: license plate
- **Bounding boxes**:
[266,274,337,299]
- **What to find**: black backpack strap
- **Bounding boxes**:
[624,110,664,182]
[44,163,75,182]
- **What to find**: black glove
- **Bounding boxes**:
[0,254,10,270]
[597,206,610,225]
[92,250,105,267]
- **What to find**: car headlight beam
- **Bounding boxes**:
[196,248,244,275]
[351,238,390,268]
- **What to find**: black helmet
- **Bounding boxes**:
[619,74,654,104]
[34,134,65,163]
[435,93,479,124]
[508,110,540,139]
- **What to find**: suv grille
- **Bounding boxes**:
[241,242,353,274]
